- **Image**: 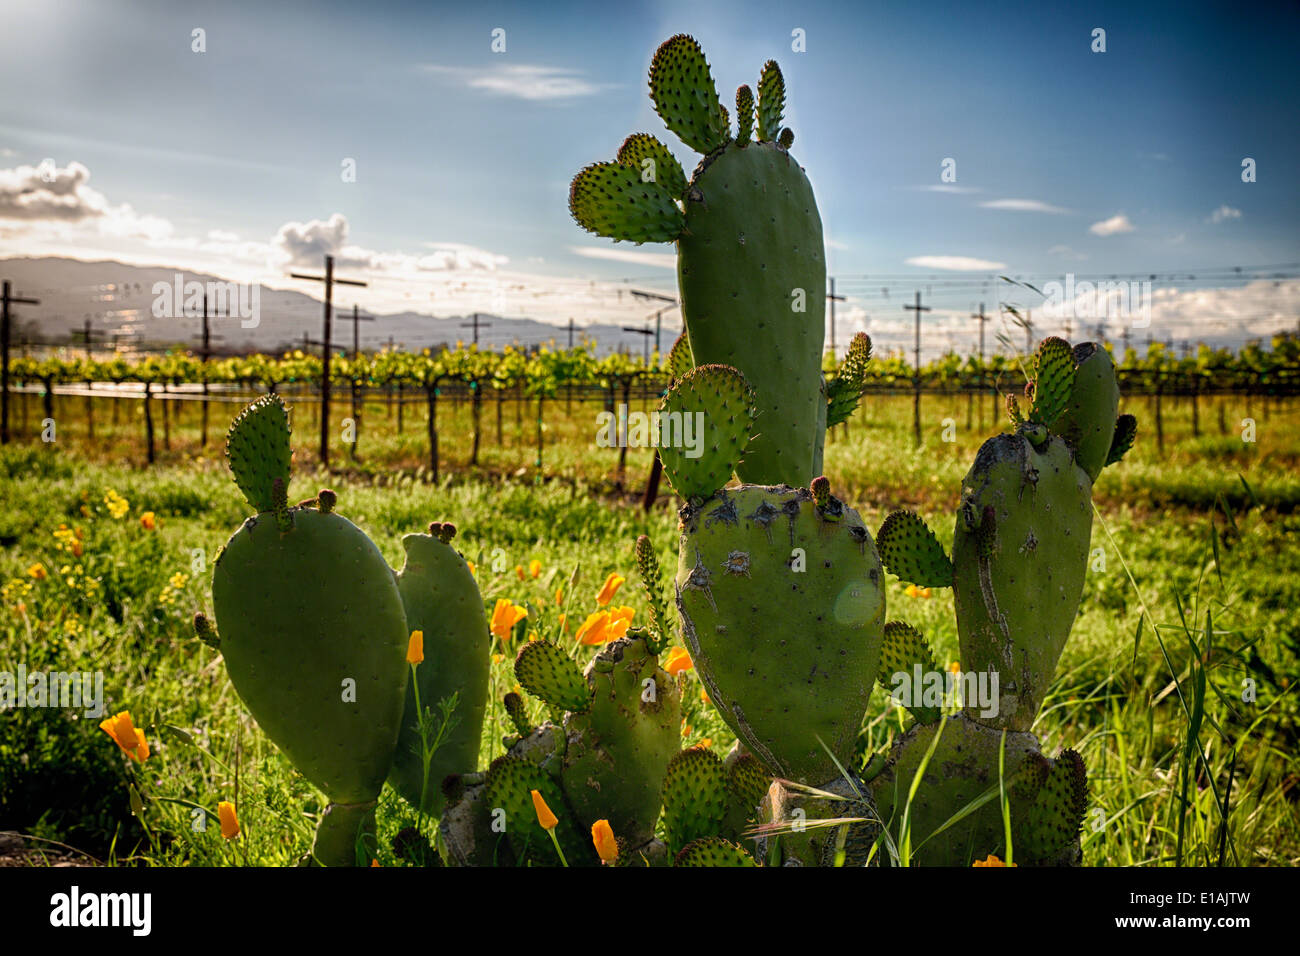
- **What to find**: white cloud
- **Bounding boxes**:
[980,198,1069,214]
[570,245,676,269]
[1088,214,1135,237]
[0,160,174,241]
[904,254,1007,271]
[1207,205,1241,224]
[421,64,610,101]
[1048,244,1087,260]
[913,184,981,194]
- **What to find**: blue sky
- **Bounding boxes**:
[1,0,1297,354]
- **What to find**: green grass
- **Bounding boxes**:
[1,387,1297,865]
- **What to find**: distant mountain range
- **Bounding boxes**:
[0,257,668,357]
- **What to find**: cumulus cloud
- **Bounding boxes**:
[980,198,1069,214]
[1207,205,1241,224]
[905,254,1007,271]
[0,160,173,241]
[0,161,106,221]
[422,64,610,101]
[1089,214,1135,236]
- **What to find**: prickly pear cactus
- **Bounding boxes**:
[209,396,409,866]
[570,35,826,487]
[439,632,681,866]
[868,338,1134,865]
[388,521,490,816]
[676,480,886,785]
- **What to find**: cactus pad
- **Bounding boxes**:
[648,34,729,154]
[388,529,490,815]
[514,639,591,714]
[876,510,953,588]
[878,621,942,724]
[225,394,292,513]
[1106,413,1138,467]
[1019,749,1088,862]
[676,484,885,784]
[662,746,731,854]
[674,836,757,867]
[666,332,694,382]
[734,85,754,146]
[756,60,785,142]
[617,132,688,199]
[483,754,593,865]
[1028,337,1076,428]
[656,364,756,501]
[952,433,1093,730]
[1056,343,1121,480]
[569,162,684,244]
[212,508,409,806]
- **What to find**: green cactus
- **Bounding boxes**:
[559,636,680,849]
[211,397,409,866]
[441,633,680,865]
[387,521,490,817]
[656,363,756,502]
[676,480,886,786]
[674,836,757,867]
[863,338,1135,864]
[571,35,826,487]
[1054,342,1121,480]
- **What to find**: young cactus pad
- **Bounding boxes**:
[570,35,826,488]
[657,363,757,501]
[675,482,886,784]
[387,524,491,816]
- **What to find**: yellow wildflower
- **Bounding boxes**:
[529,559,542,579]
[407,630,424,664]
[591,819,618,864]
[27,564,46,580]
[218,801,240,839]
[100,711,149,762]
[595,573,625,606]
[530,789,558,830]
[490,599,527,641]
[664,646,693,675]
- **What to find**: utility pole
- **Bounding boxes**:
[194,293,229,447]
[621,323,654,364]
[972,301,988,427]
[2,280,40,444]
[630,289,677,355]
[289,254,368,467]
[904,290,931,448]
[345,304,376,459]
[460,312,490,346]
[567,317,576,348]
[826,277,846,357]
[70,314,105,356]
